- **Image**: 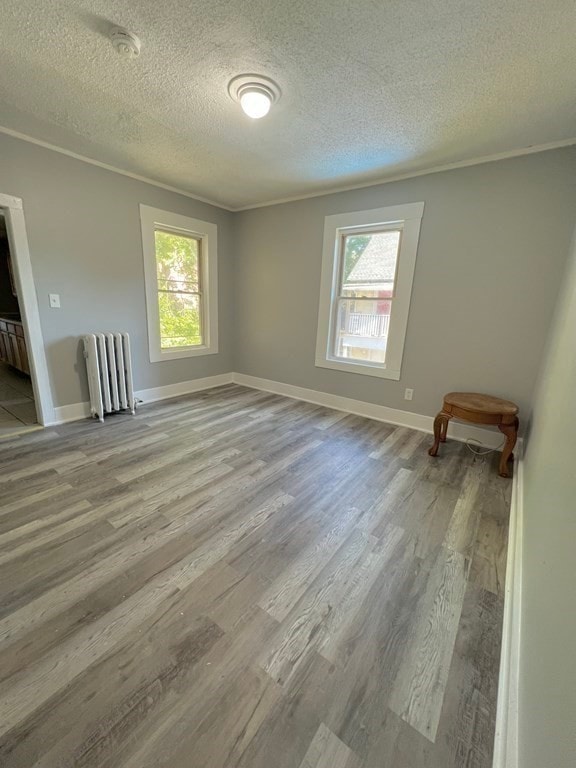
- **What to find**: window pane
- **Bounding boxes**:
[333,298,391,364]
[155,230,200,293]
[341,230,400,298]
[159,292,202,348]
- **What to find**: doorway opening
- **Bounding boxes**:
[0,193,55,435]
[0,211,39,436]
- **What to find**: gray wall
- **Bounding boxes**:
[0,133,234,407]
[4,131,576,425]
[233,148,576,421]
[520,227,576,768]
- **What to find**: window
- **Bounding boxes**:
[316,202,424,379]
[140,205,218,362]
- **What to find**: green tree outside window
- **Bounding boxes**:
[155,230,203,348]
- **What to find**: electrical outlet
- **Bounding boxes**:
[404,388,414,401]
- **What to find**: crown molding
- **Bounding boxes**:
[2,124,575,213]
[0,126,233,211]
[232,138,576,211]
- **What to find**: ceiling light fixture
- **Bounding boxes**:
[228,74,281,119]
[240,88,272,119]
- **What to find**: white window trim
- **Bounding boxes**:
[140,205,218,362]
[315,202,424,380]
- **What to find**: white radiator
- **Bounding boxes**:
[83,332,136,422]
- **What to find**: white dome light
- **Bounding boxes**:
[228,75,281,120]
[239,88,272,119]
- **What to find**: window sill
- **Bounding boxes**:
[315,357,401,380]
[150,345,218,363]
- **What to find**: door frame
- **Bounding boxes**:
[0,193,55,426]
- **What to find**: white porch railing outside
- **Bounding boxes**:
[346,312,390,337]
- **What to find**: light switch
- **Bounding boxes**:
[49,293,61,308]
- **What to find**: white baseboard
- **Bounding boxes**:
[50,401,92,424]
[51,370,507,451]
[493,450,523,768]
[135,373,233,404]
[232,372,505,449]
[50,373,234,425]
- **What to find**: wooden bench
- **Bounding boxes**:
[428,392,519,477]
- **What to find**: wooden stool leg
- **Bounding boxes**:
[440,416,449,443]
[498,417,519,477]
[429,411,451,457]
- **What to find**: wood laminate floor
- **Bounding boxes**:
[0,385,511,768]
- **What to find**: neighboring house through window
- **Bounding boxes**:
[140,205,218,362]
[315,202,424,379]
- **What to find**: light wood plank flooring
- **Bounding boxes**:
[0,384,511,768]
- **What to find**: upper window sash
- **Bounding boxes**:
[336,225,402,300]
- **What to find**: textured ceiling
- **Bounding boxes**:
[0,1,575,209]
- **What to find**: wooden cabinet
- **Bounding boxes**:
[0,317,30,374]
